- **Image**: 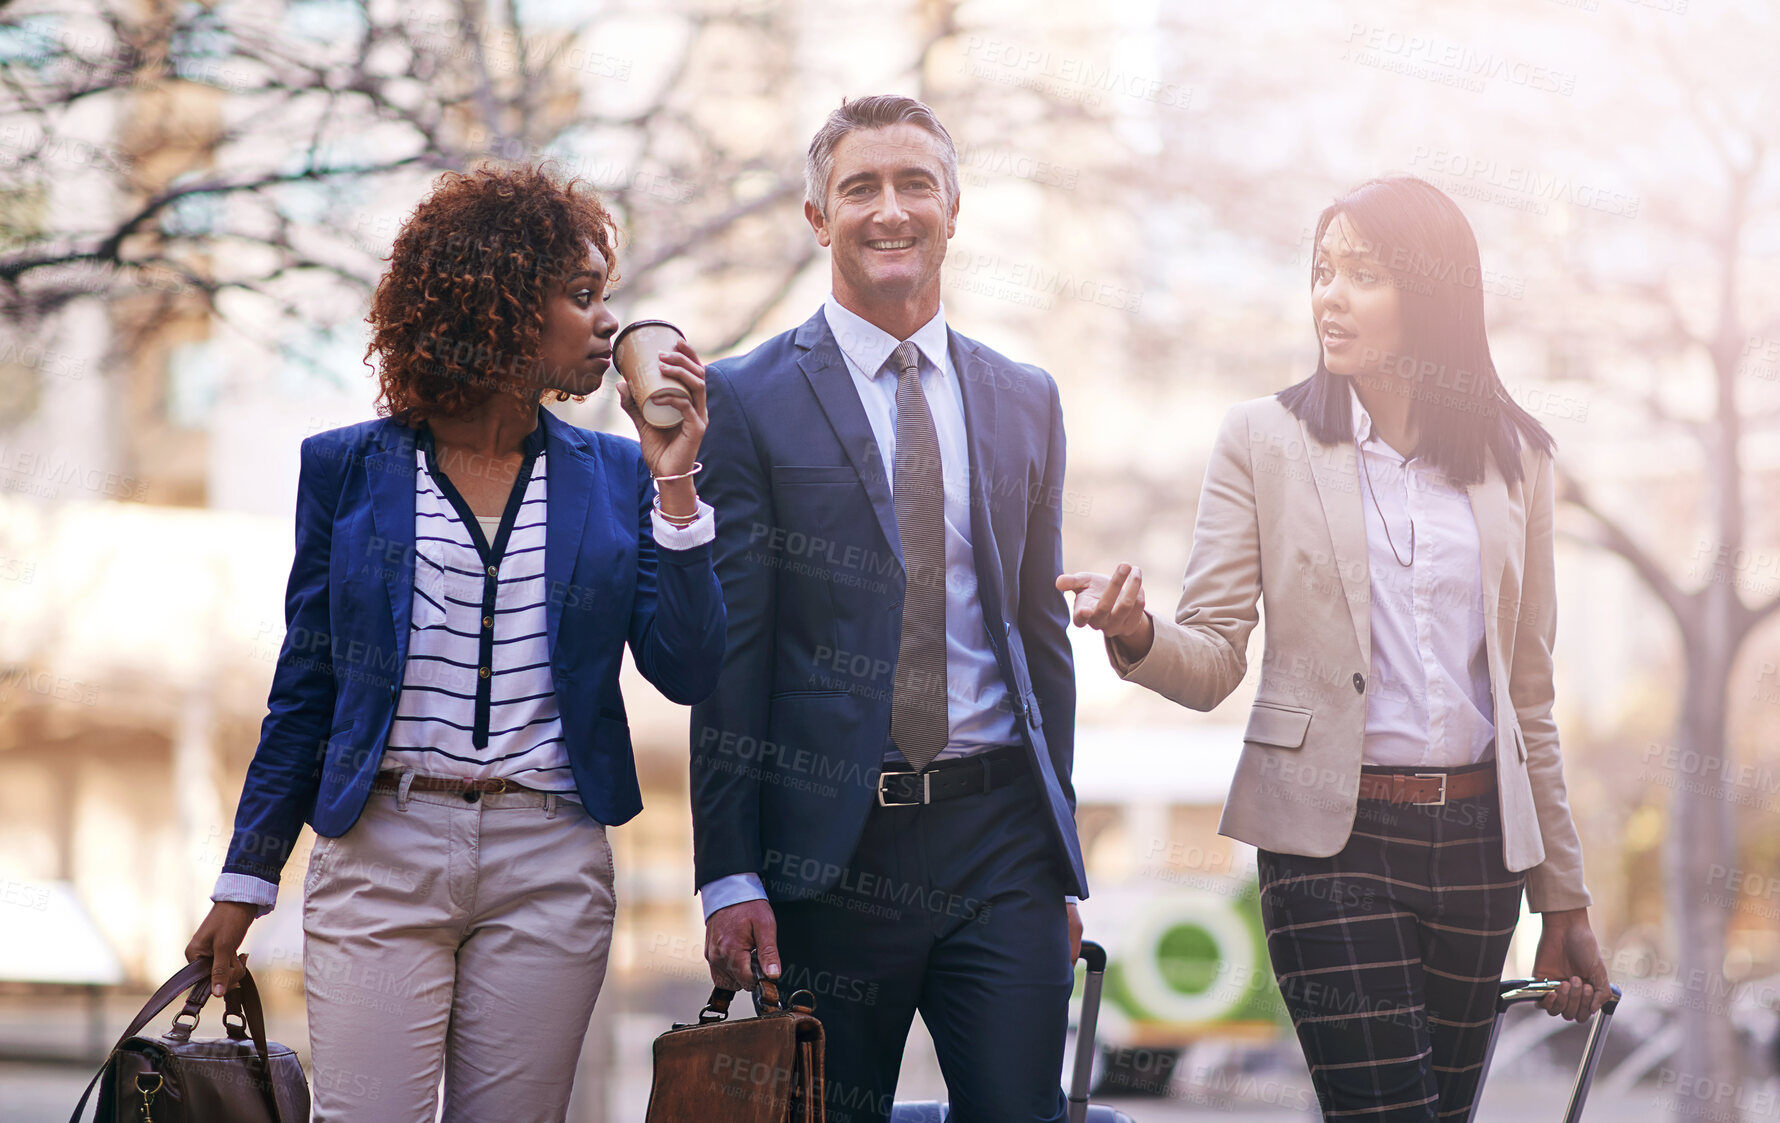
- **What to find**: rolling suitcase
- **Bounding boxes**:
[890,940,1135,1123]
[1469,978,1624,1123]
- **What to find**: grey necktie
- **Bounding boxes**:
[888,341,948,772]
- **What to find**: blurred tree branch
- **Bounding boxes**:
[0,0,813,374]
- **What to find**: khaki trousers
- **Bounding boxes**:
[302,775,616,1122]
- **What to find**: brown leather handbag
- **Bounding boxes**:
[645,977,825,1123]
[69,958,309,1122]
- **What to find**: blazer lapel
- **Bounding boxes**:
[366,422,419,671]
[1467,452,1510,711]
[540,408,596,657]
[952,331,1007,620]
[795,312,904,569]
[1301,417,1371,663]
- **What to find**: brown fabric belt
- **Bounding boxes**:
[1356,765,1495,805]
[370,771,544,796]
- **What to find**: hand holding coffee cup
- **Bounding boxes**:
[615,320,694,429]
[612,320,706,517]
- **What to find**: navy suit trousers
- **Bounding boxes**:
[770,767,1073,1123]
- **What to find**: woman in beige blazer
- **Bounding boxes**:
[1060,177,1610,1121]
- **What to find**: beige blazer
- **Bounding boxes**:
[1114,394,1590,912]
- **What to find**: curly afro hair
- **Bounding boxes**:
[368,162,620,425]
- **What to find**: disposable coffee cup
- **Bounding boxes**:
[613,319,689,429]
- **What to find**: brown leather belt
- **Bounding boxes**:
[371,771,544,800]
[1357,766,1494,806]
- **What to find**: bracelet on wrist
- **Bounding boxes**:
[652,495,701,527]
[651,461,703,483]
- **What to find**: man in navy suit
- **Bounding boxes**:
[692,94,1085,1123]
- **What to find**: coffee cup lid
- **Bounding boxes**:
[614,319,686,347]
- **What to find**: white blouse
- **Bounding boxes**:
[1348,383,1497,767]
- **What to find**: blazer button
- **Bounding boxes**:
[1353,672,1366,694]
[388,683,399,698]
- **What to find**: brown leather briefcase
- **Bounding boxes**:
[645,977,824,1123]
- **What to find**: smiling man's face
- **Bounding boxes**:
[807,123,958,314]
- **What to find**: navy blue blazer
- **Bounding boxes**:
[222,407,725,885]
[689,309,1087,900]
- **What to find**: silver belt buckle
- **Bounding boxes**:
[1411,772,1448,806]
[876,770,931,806]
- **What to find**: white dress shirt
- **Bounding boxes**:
[699,297,1031,920]
[1349,382,1497,767]
[823,296,1022,758]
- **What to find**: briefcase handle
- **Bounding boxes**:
[701,955,817,1024]
[68,958,284,1123]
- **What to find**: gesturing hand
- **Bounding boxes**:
[1056,563,1154,660]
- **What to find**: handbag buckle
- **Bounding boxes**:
[876,769,931,806]
[1411,773,1448,806]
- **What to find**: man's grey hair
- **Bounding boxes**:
[804,94,960,219]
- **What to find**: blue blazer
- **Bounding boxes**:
[222,408,725,885]
[689,310,1087,900]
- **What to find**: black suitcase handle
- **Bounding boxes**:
[1471,979,1624,1123]
[1067,941,1109,1123]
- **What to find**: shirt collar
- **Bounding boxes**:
[1346,380,1376,445]
[822,295,951,381]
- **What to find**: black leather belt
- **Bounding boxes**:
[876,745,1026,807]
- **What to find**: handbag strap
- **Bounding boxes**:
[69,960,210,1123]
[232,967,288,1123]
[68,959,285,1123]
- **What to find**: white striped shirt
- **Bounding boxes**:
[381,424,577,794]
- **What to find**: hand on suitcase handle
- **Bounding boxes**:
[1531,907,1613,1022]
[1500,978,1622,1015]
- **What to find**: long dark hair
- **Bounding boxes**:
[1276,176,1552,485]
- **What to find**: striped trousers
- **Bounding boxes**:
[1257,761,1525,1122]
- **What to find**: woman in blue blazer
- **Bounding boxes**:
[184,164,724,1121]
